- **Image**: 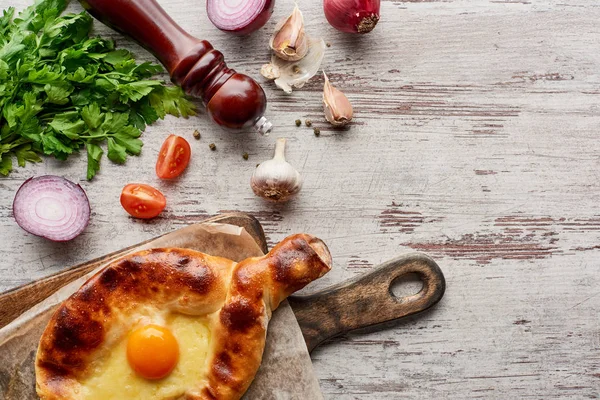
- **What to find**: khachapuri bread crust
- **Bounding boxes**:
[35,233,332,400]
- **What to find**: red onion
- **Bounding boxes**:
[324,0,380,34]
[13,175,91,242]
[207,0,275,35]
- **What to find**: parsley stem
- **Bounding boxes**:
[79,134,110,139]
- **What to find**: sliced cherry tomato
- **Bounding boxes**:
[156,134,191,179]
[120,184,166,219]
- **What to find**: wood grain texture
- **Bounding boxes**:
[289,253,445,352]
[2,0,600,398]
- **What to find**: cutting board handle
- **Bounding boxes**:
[288,253,446,352]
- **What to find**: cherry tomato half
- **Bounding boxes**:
[156,134,191,179]
[120,184,166,219]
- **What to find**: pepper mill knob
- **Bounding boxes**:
[205,74,271,133]
[80,0,272,134]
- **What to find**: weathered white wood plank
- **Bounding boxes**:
[2,0,600,398]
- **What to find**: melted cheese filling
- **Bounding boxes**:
[81,314,211,399]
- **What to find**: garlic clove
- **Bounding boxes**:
[263,38,325,94]
[323,72,353,126]
[251,138,302,202]
[269,4,308,62]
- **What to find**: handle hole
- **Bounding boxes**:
[390,273,423,299]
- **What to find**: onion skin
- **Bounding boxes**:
[12,176,91,242]
[324,0,380,34]
[207,0,275,35]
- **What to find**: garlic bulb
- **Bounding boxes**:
[251,138,302,202]
[269,4,308,61]
[261,38,325,94]
[323,72,353,126]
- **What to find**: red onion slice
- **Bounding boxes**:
[207,0,275,35]
[13,175,91,242]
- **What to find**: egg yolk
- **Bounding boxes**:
[126,324,179,380]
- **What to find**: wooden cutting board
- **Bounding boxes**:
[0,212,446,352]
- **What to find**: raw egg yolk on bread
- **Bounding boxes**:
[127,324,179,380]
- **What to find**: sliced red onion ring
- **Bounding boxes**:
[207,0,275,35]
[13,175,91,242]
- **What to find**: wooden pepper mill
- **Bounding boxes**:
[79,0,272,134]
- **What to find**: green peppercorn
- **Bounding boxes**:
[243,152,249,160]
[305,119,312,127]
[209,143,216,151]
[193,129,201,140]
[295,119,301,127]
[314,127,321,137]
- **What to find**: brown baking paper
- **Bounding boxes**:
[0,222,323,400]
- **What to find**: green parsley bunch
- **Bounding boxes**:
[0,0,195,179]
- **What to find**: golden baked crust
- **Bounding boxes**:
[35,233,332,400]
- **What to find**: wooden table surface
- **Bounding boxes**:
[2,0,600,398]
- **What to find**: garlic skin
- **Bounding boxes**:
[261,38,325,93]
[261,4,326,93]
[269,4,308,61]
[251,138,303,202]
[323,72,353,126]
[260,63,281,79]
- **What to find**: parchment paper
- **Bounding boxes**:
[0,222,323,400]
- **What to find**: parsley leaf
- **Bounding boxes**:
[102,49,130,65]
[114,126,143,155]
[49,113,85,139]
[106,137,127,164]
[44,81,73,104]
[86,142,102,180]
[15,143,42,166]
[81,103,103,129]
[0,152,12,175]
[0,0,196,179]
